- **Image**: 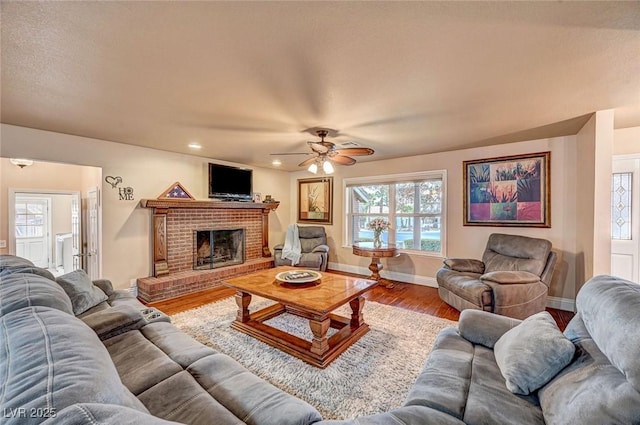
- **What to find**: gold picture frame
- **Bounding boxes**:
[463,151,551,227]
[298,177,333,225]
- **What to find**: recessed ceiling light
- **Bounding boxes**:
[272,159,282,166]
[188,142,202,149]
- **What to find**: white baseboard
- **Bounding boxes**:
[327,262,575,312]
[547,296,575,312]
[327,262,438,288]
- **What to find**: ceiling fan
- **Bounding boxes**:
[271,129,374,174]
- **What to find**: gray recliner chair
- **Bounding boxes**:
[273,226,329,271]
[436,233,557,319]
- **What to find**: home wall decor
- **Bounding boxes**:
[298,177,333,225]
[104,175,135,201]
[463,151,550,227]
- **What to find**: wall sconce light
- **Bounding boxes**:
[9,158,34,168]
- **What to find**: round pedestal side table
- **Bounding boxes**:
[352,241,400,289]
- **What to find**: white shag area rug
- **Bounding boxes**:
[171,296,457,420]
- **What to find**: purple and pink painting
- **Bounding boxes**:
[464,152,550,227]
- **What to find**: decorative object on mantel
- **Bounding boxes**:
[463,151,551,227]
[158,181,195,201]
[263,194,280,211]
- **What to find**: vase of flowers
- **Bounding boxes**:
[368,218,391,248]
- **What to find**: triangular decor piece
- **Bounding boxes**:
[157,182,196,201]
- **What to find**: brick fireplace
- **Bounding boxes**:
[137,199,276,303]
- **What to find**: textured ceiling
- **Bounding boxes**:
[1,1,639,171]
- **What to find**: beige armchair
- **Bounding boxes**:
[436,233,557,319]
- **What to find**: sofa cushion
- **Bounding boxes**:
[81,304,147,340]
[140,322,217,368]
[575,274,640,393]
[56,269,108,315]
[0,253,35,269]
[138,371,245,425]
[188,352,323,425]
[43,403,183,425]
[0,307,139,425]
[405,327,543,425]
[458,309,521,349]
[539,313,640,425]
[0,273,74,316]
[464,344,544,425]
[103,329,183,395]
[494,311,575,395]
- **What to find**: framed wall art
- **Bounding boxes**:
[298,177,333,225]
[464,151,551,227]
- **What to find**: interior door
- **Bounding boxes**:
[15,197,50,268]
[71,193,82,271]
[611,156,640,282]
[86,187,100,279]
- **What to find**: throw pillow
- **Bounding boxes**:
[494,311,575,395]
[56,269,108,315]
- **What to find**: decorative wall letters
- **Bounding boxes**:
[105,175,135,201]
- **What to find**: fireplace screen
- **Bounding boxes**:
[194,228,245,270]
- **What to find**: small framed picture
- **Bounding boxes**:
[298,177,333,225]
[253,193,262,203]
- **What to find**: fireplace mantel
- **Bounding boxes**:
[140,199,275,277]
[140,199,278,210]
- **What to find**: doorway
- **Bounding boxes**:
[611,155,640,282]
[9,190,81,275]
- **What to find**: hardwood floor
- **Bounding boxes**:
[148,269,575,330]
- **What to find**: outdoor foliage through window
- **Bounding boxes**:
[346,172,445,254]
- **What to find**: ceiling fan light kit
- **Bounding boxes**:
[271,129,375,173]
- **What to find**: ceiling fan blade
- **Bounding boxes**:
[270,152,313,156]
[330,155,357,165]
[334,147,375,156]
[308,141,333,154]
[298,157,319,167]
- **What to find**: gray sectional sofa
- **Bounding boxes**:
[2,254,639,425]
[323,274,640,425]
[0,255,321,425]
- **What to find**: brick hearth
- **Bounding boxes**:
[137,200,276,303]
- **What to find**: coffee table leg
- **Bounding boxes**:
[235,291,251,323]
[309,317,330,355]
[349,296,365,328]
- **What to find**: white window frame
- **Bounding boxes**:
[343,170,447,257]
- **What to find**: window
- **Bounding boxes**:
[15,198,47,238]
[345,171,446,255]
[612,172,632,240]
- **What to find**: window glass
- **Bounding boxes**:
[346,172,445,255]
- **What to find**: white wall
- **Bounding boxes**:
[1,124,293,289]
[2,119,619,298]
[614,126,640,155]
[288,135,579,302]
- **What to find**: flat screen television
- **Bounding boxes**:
[208,163,253,202]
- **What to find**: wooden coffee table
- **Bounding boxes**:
[222,266,378,368]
